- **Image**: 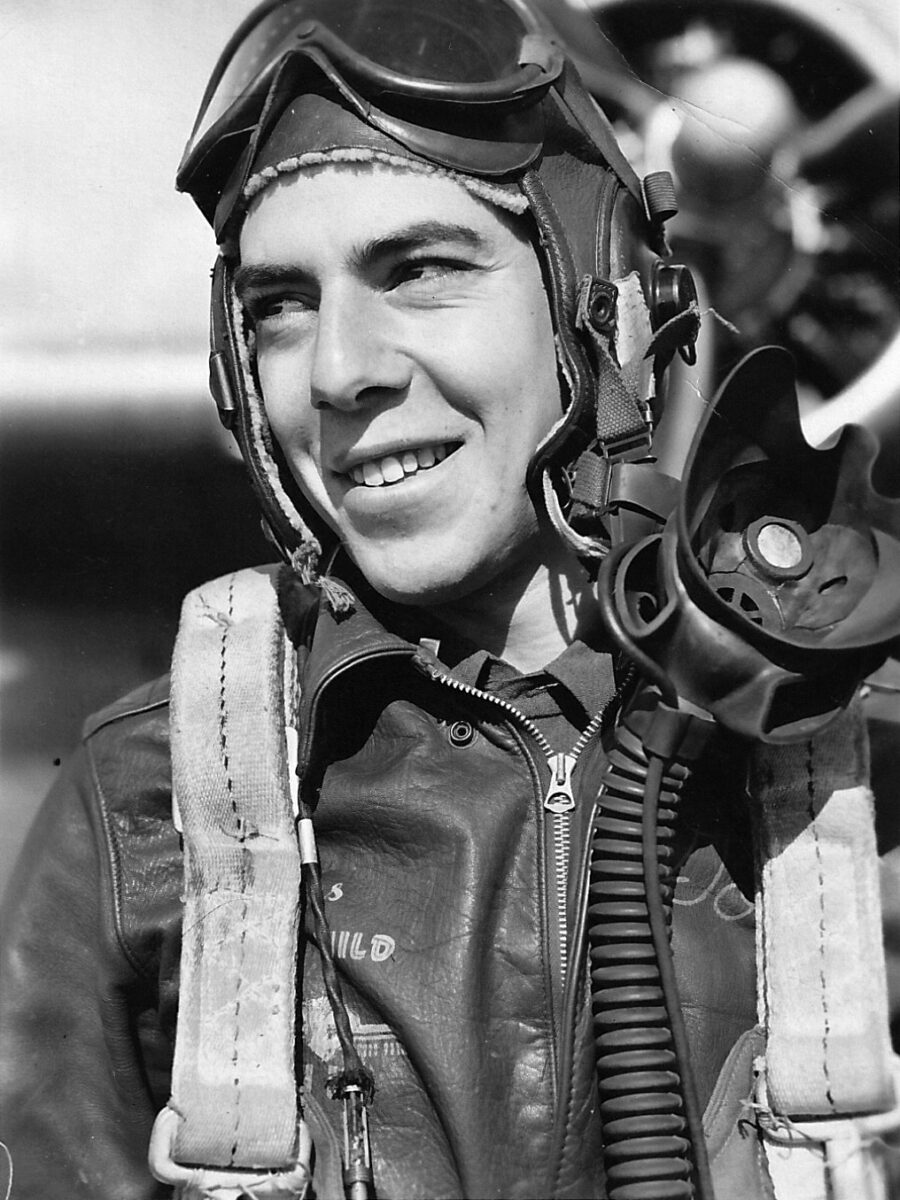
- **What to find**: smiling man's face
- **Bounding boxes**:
[238,164,561,605]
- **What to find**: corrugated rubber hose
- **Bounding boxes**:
[588,722,714,1200]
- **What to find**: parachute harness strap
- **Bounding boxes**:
[151,566,309,1191]
[750,1063,900,1200]
[750,705,897,1200]
[751,706,893,1117]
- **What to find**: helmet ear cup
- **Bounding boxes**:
[524,149,661,551]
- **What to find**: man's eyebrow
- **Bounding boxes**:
[233,263,307,300]
[351,221,490,270]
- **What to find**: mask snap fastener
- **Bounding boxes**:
[448,721,475,747]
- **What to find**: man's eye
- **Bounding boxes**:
[248,296,314,325]
[395,258,473,290]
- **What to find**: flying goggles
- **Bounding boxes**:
[177,0,565,237]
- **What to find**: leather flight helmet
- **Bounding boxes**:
[177,0,694,602]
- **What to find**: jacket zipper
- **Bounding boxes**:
[422,663,605,987]
[298,645,603,978]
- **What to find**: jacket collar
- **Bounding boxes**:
[294,556,617,766]
[297,564,419,770]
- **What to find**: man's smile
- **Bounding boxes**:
[343,441,462,488]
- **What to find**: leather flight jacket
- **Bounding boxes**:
[2,570,898,1200]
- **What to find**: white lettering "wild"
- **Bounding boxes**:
[329,931,396,962]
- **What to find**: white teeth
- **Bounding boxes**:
[349,442,454,487]
[381,455,404,483]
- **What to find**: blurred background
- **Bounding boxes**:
[2,0,898,900]
[0,2,271,896]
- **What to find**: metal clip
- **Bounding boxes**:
[596,426,653,463]
[339,1085,374,1200]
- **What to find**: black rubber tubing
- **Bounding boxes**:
[588,723,715,1200]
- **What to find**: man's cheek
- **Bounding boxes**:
[310,475,339,519]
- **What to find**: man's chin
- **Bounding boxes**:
[344,545,493,610]
[349,540,538,613]
[365,570,482,610]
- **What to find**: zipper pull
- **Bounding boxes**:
[544,752,578,813]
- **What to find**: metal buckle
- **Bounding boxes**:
[148,1106,313,1199]
[597,426,653,463]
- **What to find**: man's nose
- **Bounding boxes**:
[309,288,410,411]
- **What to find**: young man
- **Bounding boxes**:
[2,3,897,1198]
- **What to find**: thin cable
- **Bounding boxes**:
[304,860,369,1086]
[304,858,376,1198]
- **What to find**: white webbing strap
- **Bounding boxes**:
[165,566,303,1170]
[750,705,897,1199]
[756,1064,900,1200]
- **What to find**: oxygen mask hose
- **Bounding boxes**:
[588,651,717,1200]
